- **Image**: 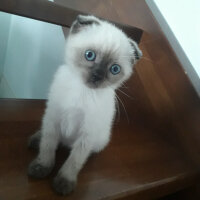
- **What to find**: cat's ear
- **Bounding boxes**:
[70,15,100,34]
[129,39,142,62]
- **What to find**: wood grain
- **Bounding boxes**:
[0,0,143,43]
[0,100,199,200]
[0,0,200,199]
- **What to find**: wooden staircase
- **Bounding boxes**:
[0,0,200,199]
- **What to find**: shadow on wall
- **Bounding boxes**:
[0,11,66,99]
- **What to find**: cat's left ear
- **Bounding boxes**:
[129,39,142,63]
[70,15,100,34]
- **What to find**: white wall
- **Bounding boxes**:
[0,12,66,99]
[146,0,200,96]
[0,12,11,76]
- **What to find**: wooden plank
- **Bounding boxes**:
[0,99,45,122]
[0,0,200,199]
[0,0,79,28]
[0,0,143,43]
[0,99,199,200]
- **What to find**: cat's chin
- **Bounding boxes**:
[85,80,119,90]
[85,80,107,90]
[86,82,102,89]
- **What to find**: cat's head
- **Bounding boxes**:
[65,15,142,89]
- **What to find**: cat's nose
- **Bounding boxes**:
[91,69,105,82]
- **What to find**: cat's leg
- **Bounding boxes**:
[28,118,60,178]
[52,135,92,195]
[28,130,41,150]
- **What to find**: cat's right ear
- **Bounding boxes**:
[70,15,100,34]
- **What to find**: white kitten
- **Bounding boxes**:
[28,15,142,195]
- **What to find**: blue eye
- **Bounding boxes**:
[85,50,96,61]
[110,64,121,75]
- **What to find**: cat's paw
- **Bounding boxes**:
[28,159,53,179]
[28,131,41,151]
[52,175,76,195]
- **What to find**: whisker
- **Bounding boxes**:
[115,94,130,124]
[141,56,153,62]
[121,82,129,89]
[115,95,120,122]
[117,88,134,100]
[105,80,129,123]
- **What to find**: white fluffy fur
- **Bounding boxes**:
[67,18,135,87]
[28,15,141,195]
[42,64,115,179]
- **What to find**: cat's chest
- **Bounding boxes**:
[59,88,109,114]
[50,65,115,114]
[53,88,114,142]
[49,68,116,132]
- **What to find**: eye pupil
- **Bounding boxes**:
[85,50,96,61]
[113,66,118,72]
[88,52,93,58]
[110,64,121,75]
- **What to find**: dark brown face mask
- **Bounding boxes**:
[86,54,111,88]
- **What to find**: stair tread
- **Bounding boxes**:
[0,99,198,200]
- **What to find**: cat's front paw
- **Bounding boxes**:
[52,175,76,195]
[28,159,53,179]
[28,131,41,151]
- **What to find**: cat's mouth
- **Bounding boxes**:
[87,78,103,89]
[86,74,105,89]
[85,67,107,89]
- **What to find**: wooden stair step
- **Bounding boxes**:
[0,99,199,200]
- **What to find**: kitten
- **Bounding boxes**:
[28,15,142,195]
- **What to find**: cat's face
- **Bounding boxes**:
[65,15,142,89]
